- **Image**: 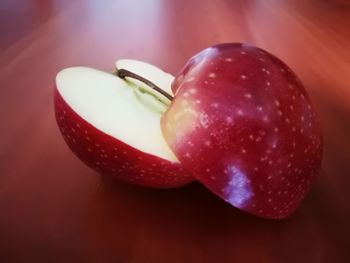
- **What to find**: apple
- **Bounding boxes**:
[54,59,193,188]
[161,43,322,219]
[55,43,322,219]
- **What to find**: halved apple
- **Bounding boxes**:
[54,60,193,188]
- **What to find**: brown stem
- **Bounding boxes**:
[115,68,173,101]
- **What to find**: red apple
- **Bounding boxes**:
[54,60,193,188]
[161,43,323,219]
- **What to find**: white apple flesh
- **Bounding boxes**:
[54,60,193,188]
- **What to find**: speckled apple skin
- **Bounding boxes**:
[54,88,193,188]
[162,43,323,219]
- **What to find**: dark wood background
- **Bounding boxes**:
[1,0,349,262]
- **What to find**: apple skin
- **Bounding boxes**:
[54,87,193,188]
[161,43,323,219]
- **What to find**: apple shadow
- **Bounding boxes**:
[78,174,346,262]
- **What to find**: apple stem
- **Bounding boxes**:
[115,68,174,101]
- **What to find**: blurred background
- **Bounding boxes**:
[0,0,350,262]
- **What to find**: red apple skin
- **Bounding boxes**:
[54,87,194,188]
[162,43,323,219]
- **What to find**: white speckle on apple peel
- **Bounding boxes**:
[237,109,244,116]
[244,93,252,99]
[225,116,234,123]
[210,102,219,108]
[262,116,269,122]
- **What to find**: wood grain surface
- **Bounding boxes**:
[1,0,350,262]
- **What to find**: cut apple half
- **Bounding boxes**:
[57,67,175,161]
[54,60,193,188]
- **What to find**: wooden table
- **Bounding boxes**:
[1,0,349,262]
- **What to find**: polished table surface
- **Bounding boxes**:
[1,0,350,262]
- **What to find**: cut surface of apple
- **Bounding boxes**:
[57,66,176,161]
[54,60,193,188]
